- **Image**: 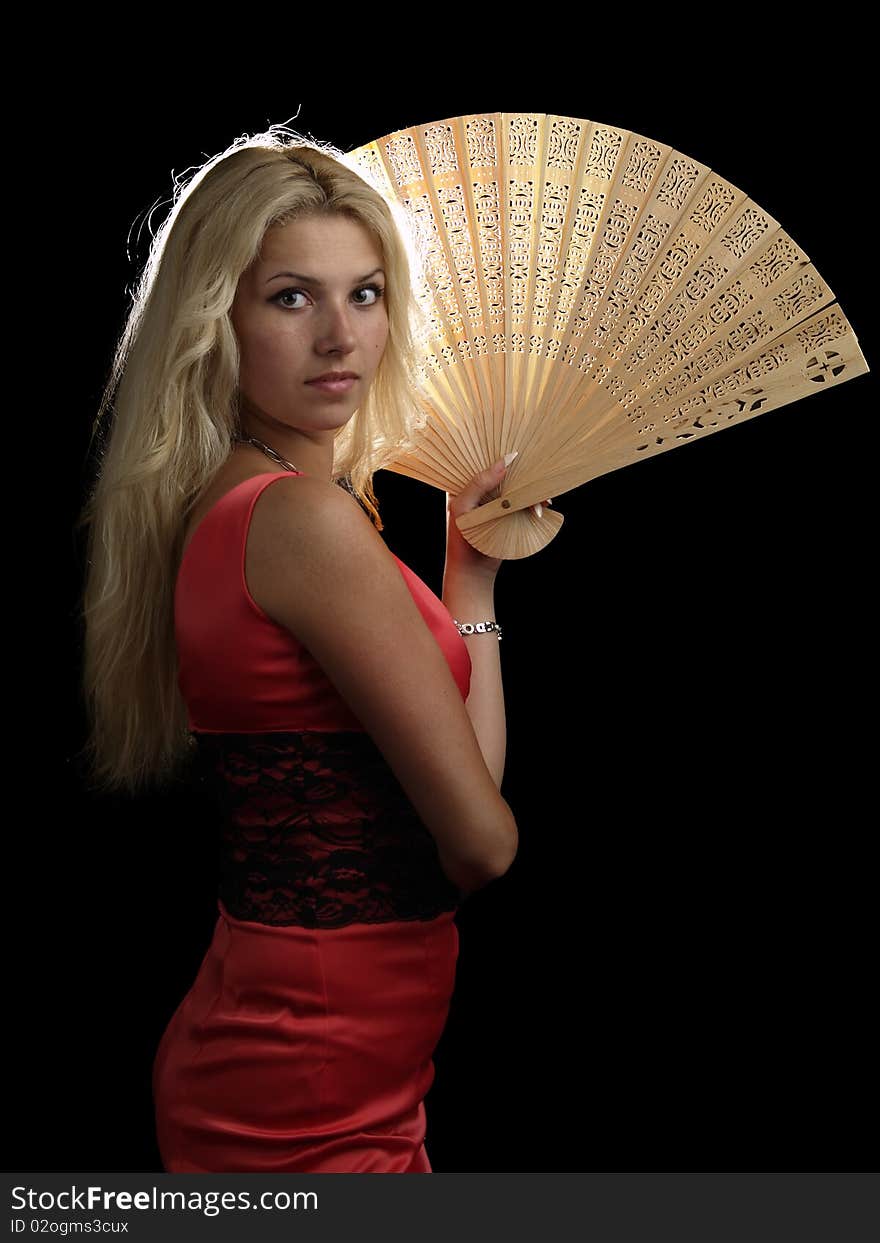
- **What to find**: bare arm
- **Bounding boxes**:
[441,571,506,788]
[442,458,516,791]
[245,474,518,896]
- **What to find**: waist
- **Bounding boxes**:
[217,896,458,941]
[192,731,462,928]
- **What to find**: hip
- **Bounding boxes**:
[152,899,460,1123]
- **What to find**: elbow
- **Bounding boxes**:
[488,823,518,881]
[443,817,518,897]
[456,850,517,897]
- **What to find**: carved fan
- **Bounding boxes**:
[342,111,869,559]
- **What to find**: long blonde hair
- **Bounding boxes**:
[76,124,429,797]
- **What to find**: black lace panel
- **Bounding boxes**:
[191,730,462,928]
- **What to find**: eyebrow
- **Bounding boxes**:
[264,267,385,287]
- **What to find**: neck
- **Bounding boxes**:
[237,417,335,483]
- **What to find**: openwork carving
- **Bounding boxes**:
[342,112,869,560]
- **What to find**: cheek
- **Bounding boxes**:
[371,313,390,357]
[239,322,305,381]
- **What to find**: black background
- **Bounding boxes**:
[17,37,874,1175]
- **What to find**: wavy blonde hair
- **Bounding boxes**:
[76,124,430,797]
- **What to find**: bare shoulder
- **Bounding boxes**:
[245,475,385,618]
[248,473,375,553]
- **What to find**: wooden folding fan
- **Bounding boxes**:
[342,112,869,559]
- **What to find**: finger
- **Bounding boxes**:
[465,453,516,504]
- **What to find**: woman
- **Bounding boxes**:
[77,127,520,1173]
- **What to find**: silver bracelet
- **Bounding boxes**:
[453,619,503,641]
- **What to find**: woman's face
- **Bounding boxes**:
[231,213,389,437]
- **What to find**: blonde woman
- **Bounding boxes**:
[77,127,519,1173]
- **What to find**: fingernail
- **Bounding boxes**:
[503,450,518,467]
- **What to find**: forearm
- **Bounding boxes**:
[441,571,507,788]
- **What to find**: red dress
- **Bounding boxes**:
[152,471,472,1173]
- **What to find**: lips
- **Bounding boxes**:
[306,374,358,396]
[306,372,358,383]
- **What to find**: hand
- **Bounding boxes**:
[445,454,552,581]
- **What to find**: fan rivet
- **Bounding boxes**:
[501,499,511,509]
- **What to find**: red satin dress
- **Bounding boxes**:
[152,471,472,1173]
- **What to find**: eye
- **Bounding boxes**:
[272,287,309,310]
[352,283,385,306]
[270,284,385,310]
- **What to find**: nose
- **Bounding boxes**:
[314,299,358,356]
